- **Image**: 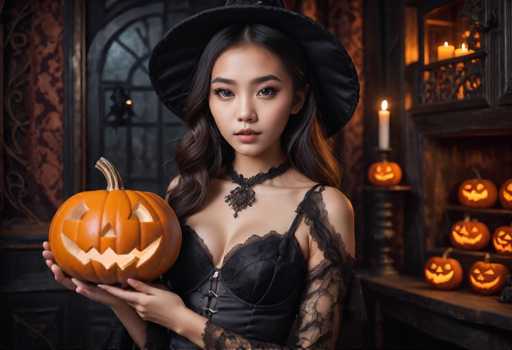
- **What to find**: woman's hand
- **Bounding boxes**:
[97,279,186,332]
[41,241,126,309]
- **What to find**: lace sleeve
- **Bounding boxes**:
[202,186,354,350]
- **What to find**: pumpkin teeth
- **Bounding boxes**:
[462,189,489,201]
[60,233,162,270]
[470,274,501,290]
[425,269,454,284]
[452,230,482,245]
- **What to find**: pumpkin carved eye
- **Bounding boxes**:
[474,268,481,274]
[431,263,437,269]
[476,184,484,191]
[484,269,495,276]
[444,264,452,270]
[464,184,472,190]
[131,203,154,222]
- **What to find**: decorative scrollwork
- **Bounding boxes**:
[1,1,41,228]
[421,55,483,104]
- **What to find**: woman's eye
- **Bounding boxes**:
[257,87,278,97]
[213,88,233,98]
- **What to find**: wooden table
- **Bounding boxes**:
[359,272,512,350]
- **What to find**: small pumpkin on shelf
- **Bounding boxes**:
[449,215,490,251]
[367,161,402,187]
[424,248,463,290]
[48,157,182,284]
[457,169,497,208]
[498,179,512,209]
[492,225,512,254]
[468,253,509,295]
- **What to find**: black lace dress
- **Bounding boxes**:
[144,183,353,349]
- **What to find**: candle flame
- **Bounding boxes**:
[461,43,467,50]
[381,99,388,111]
[443,41,449,47]
[125,99,133,106]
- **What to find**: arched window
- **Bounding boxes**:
[87,1,188,195]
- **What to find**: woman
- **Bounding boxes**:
[42,1,359,349]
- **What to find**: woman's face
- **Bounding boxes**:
[208,42,304,158]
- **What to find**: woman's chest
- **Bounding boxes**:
[165,221,309,306]
[183,190,312,269]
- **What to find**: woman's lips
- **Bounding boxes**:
[234,128,261,143]
[236,133,259,143]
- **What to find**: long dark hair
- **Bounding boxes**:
[166,24,341,219]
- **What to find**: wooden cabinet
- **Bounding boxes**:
[361,0,512,348]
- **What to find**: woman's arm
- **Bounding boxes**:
[177,185,355,349]
[111,303,148,348]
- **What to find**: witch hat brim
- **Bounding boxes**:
[149,3,359,136]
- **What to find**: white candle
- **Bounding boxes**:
[454,43,474,57]
[437,41,455,60]
[378,99,390,150]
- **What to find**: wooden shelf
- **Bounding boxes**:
[358,272,512,331]
[428,247,512,267]
[446,205,512,216]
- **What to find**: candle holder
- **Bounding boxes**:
[366,148,411,275]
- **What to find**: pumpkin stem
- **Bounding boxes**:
[463,214,471,221]
[442,247,453,258]
[471,167,481,179]
[484,253,490,263]
[95,157,125,191]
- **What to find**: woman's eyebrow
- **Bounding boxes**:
[211,74,282,85]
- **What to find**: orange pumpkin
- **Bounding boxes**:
[424,248,463,290]
[492,225,512,254]
[499,179,512,209]
[368,161,402,187]
[468,254,509,295]
[457,177,497,208]
[48,157,182,284]
[449,216,490,250]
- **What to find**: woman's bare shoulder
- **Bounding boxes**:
[308,185,356,258]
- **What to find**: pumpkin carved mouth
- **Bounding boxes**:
[469,273,501,290]
[425,269,454,284]
[452,229,482,245]
[374,172,395,181]
[461,188,488,201]
[60,233,162,270]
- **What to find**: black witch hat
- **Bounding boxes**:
[149,0,359,136]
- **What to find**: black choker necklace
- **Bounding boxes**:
[224,161,290,218]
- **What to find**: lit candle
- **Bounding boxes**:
[437,41,455,60]
[454,43,474,57]
[378,99,390,150]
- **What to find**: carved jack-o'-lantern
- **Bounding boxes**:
[499,179,512,209]
[468,254,509,295]
[492,225,512,254]
[449,216,490,250]
[368,161,402,187]
[424,248,463,290]
[49,157,182,284]
[457,175,497,208]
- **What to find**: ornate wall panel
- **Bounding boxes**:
[1,0,65,232]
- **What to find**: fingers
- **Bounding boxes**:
[126,279,156,294]
[97,284,142,304]
[48,262,75,290]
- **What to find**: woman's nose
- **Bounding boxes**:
[237,95,257,122]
